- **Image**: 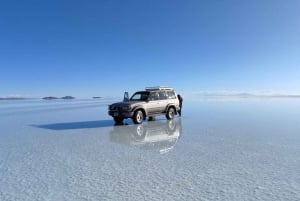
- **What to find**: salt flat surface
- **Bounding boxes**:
[1,98,300,201]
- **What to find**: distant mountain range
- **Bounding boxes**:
[2,92,300,100]
[0,97,25,100]
[43,96,75,100]
[0,96,76,100]
[0,96,105,100]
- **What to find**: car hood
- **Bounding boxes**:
[110,101,144,107]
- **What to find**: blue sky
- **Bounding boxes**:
[1,0,299,98]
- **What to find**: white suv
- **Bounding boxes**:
[108,86,180,124]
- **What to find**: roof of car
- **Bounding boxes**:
[134,91,150,94]
[145,86,174,91]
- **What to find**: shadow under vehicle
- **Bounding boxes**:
[109,119,182,154]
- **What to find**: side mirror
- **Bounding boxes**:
[123,92,129,102]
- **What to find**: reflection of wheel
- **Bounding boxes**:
[133,125,146,140]
[114,117,124,124]
[136,125,144,136]
[166,107,175,120]
[133,110,144,124]
[167,120,176,134]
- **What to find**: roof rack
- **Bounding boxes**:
[145,86,174,91]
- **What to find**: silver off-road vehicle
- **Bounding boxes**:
[108,86,180,124]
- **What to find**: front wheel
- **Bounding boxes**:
[133,110,144,124]
[166,107,175,120]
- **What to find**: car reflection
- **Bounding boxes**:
[109,119,182,154]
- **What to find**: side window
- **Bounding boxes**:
[149,92,160,100]
[159,91,168,100]
[141,93,149,101]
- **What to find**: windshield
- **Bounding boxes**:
[130,91,149,101]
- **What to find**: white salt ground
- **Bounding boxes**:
[0,98,300,201]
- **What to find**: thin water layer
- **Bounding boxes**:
[0,99,300,201]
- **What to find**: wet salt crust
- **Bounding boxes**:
[1,99,300,201]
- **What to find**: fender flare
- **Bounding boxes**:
[165,104,177,114]
[132,106,147,117]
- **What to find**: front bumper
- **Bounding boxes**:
[108,110,134,118]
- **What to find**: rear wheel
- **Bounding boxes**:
[133,110,144,124]
[166,107,175,120]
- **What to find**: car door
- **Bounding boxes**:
[158,91,169,112]
[146,92,161,114]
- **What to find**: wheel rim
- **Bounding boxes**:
[136,111,143,123]
[168,108,174,118]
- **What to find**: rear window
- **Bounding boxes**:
[166,91,176,99]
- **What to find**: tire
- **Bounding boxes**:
[166,107,175,120]
[113,117,124,124]
[133,110,144,124]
